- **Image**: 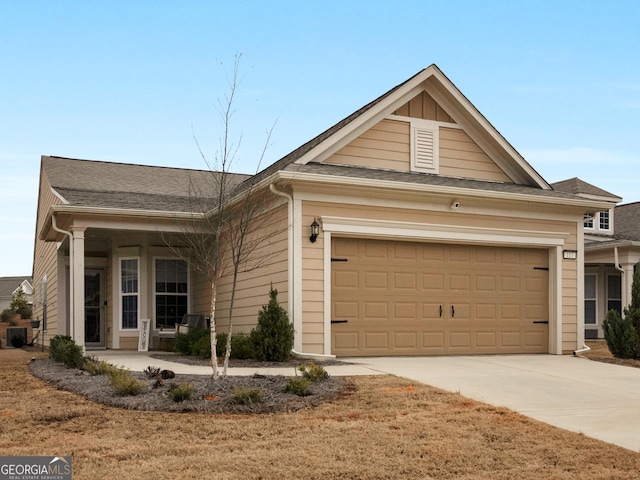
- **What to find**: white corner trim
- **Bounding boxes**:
[323,231,332,355]
[320,216,568,247]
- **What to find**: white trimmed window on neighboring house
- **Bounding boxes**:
[584,209,613,235]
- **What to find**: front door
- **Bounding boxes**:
[85,269,105,348]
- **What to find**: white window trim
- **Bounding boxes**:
[584,273,597,325]
[152,257,190,331]
[583,214,594,230]
[119,257,140,331]
[599,210,611,232]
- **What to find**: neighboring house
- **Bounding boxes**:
[554,178,640,339]
[0,276,33,312]
[32,65,616,356]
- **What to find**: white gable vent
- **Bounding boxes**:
[411,123,439,173]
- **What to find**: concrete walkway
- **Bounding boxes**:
[348,355,640,452]
[93,351,640,452]
[92,350,379,377]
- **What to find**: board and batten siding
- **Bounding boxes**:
[32,172,63,345]
[300,199,580,354]
[393,91,456,123]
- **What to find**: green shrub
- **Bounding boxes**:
[49,335,84,368]
[603,309,640,359]
[299,363,329,382]
[250,286,294,362]
[230,333,253,359]
[83,357,117,376]
[1,309,12,322]
[191,333,212,359]
[10,288,31,319]
[229,387,264,405]
[108,368,145,396]
[167,382,195,402]
[174,327,210,357]
[285,377,311,396]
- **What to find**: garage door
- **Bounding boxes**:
[331,237,549,356]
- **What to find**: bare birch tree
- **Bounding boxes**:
[166,55,280,378]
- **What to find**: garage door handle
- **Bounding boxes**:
[439,305,442,317]
[451,305,455,318]
[331,320,348,324]
[533,320,549,324]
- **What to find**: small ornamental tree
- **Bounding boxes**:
[251,286,294,362]
[10,287,31,319]
[603,264,640,359]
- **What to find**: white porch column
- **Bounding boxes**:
[71,226,86,349]
[621,263,635,312]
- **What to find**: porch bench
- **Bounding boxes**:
[157,325,176,350]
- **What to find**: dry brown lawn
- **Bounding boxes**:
[2,349,640,479]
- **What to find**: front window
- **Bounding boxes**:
[583,214,594,229]
[584,274,596,324]
[607,274,622,314]
[120,258,139,329]
[599,210,610,231]
[155,259,188,329]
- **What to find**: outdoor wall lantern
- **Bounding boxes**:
[310,218,320,243]
[563,249,578,260]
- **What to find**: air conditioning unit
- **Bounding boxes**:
[6,327,27,348]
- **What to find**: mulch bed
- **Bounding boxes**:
[30,357,350,414]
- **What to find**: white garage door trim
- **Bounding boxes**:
[321,216,567,355]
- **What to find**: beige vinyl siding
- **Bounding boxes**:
[439,127,512,182]
[301,199,579,354]
[393,91,455,123]
[561,228,579,352]
[325,120,512,184]
[32,173,63,346]
[190,268,213,319]
[215,203,289,334]
[325,119,411,171]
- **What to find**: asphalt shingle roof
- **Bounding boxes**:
[0,276,31,298]
[614,202,640,242]
[551,177,621,200]
[43,156,251,213]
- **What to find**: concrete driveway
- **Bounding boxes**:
[347,354,640,452]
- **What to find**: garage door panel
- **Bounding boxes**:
[364,271,388,288]
[364,332,388,349]
[475,332,497,348]
[364,301,388,319]
[332,238,549,356]
[394,332,418,349]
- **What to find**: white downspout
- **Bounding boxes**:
[269,184,336,360]
[51,213,74,338]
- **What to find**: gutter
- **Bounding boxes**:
[51,213,74,339]
[273,170,615,210]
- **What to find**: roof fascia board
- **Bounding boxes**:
[274,170,615,210]
[585,240,640,251]
[293,68,439,166]
[423,73,551,189]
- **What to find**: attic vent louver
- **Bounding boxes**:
[411,123,439,173]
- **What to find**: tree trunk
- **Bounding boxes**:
[209,282,219,379]
[222,266,239,376]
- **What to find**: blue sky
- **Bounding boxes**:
[1,1,639,277]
